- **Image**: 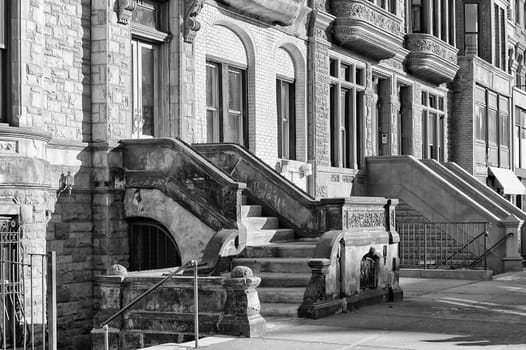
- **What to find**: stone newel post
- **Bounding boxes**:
[218,266,266,337]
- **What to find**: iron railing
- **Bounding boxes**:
[100,260,203,350]
[397,222,489,269]
[0,216,56,350]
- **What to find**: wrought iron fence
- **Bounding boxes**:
[0,216,56,350]
[396,221,489,270]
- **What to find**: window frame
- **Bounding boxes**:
[205,59,248,146]
[329,57,365,169]
[276,76,296,160]
[464,2,479,56]
[421,91,445,161]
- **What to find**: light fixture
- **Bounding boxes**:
[58,171,74,197]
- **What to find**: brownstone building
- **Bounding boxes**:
[0,0,524,348]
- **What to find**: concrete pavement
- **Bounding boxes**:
[143,271,526,350]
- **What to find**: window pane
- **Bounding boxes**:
[206,63,219,108]
[465,4,478,32]
[141,46,154,136]
[0,0,5,49]
[515,126,520,168]
[488,109,497,144]
[499,114,509,147]
[225,113,240,143]
[228,69,242,112]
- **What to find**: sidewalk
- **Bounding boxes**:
[143,272,526,350]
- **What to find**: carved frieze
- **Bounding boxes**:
[405,34,459,84]
[0,140,17,154]
[332,0,404,61]
[343,209,384,229]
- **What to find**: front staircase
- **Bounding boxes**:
[233,196,315,316]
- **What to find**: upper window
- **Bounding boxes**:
[411,0,424,33]
[130,0,168,138]
[464,3,479,56]
[369,0,396,14]
[276,78,296,160]
[421,91,445,161]
[411,0,455,45]
[329,58,365,169]
[493,4,506,70]
[516,0,521,24]
[0,0,7,123]
[206,61,248,146]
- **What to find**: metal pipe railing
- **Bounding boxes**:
[101,260,204,350]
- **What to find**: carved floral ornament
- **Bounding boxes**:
[116,0,137,25]
[343,209,385,228]
[406,37,457,63]
[337,2,402,35]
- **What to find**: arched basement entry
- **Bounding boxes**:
[128,218,181,271]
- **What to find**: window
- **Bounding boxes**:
[411,0,424,33]
[369,0,396,14]
[499,96,509,148]
[130,0,168,138]
[516,0,521,24]
[131,40,156,137]
[128,219,181,271]
[276,78,296,159]
[421,91,445,160]
[488,92,498,145]
[515,107,526,168]
[329,58,365,168]
[524,2,526,29]
[0,0,6,123]
[464,3,479,55]
[206,61,247,145]
[494,5,506,70]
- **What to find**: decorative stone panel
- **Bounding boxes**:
[405,33,460,84]
[331,0,404,60]
[217,0,303,26]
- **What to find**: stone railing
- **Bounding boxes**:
[298,198,402,319]
[120,138,246,232]
[218,0,304,26]
[331,0,404,60]
[91,266,266,349]
[193,143,395,238]
[405,33,459,84]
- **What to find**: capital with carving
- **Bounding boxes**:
[116,0,137,25]
[184,0,205,43]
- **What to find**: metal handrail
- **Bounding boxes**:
[101,260,203,349]
[470,232,514,268]
[437,230,488,267]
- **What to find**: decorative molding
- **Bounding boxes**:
[116,0,137,25]
[343,209,384,229]
[184,0,205,43]
[332,0,402,34]
[0,140,18,154]
[405,34,458,63]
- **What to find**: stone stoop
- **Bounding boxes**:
[232,241,316,317]
[234,195,316,317]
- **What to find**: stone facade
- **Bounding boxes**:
[2,0,525,348]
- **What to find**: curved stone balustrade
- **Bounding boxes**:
[331,0,404,60]
[218,0,303,26]
[405,33,459,84]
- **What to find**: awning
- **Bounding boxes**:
[488,167,526,195]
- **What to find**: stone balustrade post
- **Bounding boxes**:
[218,266,266,337]
[501,214,524,271]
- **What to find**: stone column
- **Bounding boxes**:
[501,215,524,271]
[390,95,401,156]
[218,266,266,337]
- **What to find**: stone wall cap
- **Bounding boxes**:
[0,125,52,142]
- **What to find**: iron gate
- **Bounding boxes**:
[0,216,56,349]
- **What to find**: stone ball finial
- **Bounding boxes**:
[108,264,128,278]
[231,266,253,278]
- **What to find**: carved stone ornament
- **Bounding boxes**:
[343,209,384,229]
[116,0,137,25]
[184,0,205,43]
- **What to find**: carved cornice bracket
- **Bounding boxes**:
[116,0,137,25]
[184,0,205,43]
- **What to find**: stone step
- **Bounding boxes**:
[242,217,279,230]
[232,257,310,274]
[258,287,305,304]
[243,242,317,258]
[258,272,311,288]
[240,204,262,217]
[260,302,300,317]
[246,229,295,245]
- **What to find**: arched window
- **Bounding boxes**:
[128,219,181,271]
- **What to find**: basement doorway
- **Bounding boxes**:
[128,219,181,271]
